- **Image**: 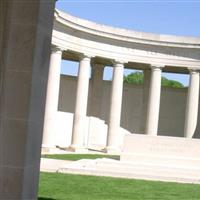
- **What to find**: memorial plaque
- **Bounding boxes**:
[121,134,200,167]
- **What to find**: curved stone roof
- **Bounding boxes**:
[52,9,200,71]
[55,9,200,48]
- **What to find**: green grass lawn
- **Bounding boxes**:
[42,154,120,161]
[38,172,200,200]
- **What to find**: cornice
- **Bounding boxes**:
[54,9,200,49]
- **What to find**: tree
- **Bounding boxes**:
[124,72,144,85]
[123,72,184,88]
[161,77,184,88]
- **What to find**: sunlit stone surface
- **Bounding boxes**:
[0,0,55,199]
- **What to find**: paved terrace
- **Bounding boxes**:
[40,157,200,184]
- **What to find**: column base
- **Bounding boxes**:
[103,146,121,154]
[146,132,158,136]
[67,145,89,153]
[41,145,58,154]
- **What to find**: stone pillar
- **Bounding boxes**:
[90,63,104,118]
[42,46,62,152]
[184,68,200,138]
[0,0,55,199]
[71,55,91,151]
[106,62,124,152]
[145,65,163,136]
[140,69,151,133]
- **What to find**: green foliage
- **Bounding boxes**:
[124,72,184,88]
[124,72,144,84]
[39,172,200,200]
[161,77,184,88]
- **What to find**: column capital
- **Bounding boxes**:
[79,53,93,60]
[150,64,165,70]
[112,60,126,67]
[188,67,200,73]
[51,45,63,54]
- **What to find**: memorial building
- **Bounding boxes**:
[1,2,200,198]
[42,10,200,154]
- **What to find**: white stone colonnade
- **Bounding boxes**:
[42,9,200,153]
[42,47,200,152]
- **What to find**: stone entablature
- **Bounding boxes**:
[52,10,200,70]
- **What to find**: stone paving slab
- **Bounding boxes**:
[40,158,200,184]
[40,158,73,172]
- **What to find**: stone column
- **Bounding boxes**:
[0,0,55,199]
[140,69,151,133]
[90,63,104,118]
[42,46,62,152]
[145,65,163,136]
[106,62,124,152]
[184,68,200,138]
[71,55,91,151]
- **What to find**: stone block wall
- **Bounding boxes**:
[58,75,194,138]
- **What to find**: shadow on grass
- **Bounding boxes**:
[38,197,56,200]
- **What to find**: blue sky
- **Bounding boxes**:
[56,1,200,86]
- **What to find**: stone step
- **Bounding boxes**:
[68,158,200,174]
[58,158,200,184]
[121,154,200,168]
[59,165,200,184]
[98,158,200,169]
